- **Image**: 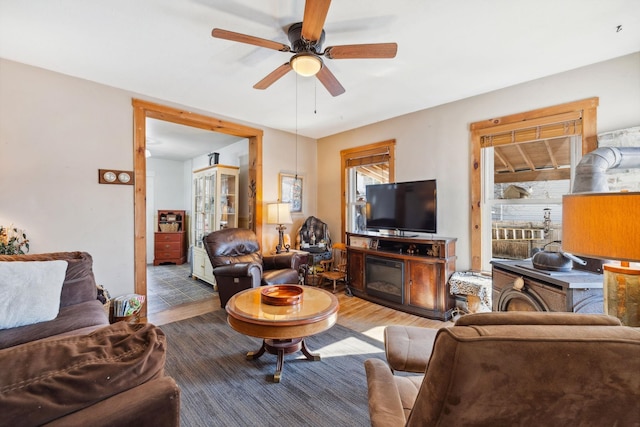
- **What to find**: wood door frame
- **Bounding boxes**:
[469,97,599,271]
[132,99,263,316]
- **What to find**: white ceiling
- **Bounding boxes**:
[1,0,639,142]
[146,118,245,161]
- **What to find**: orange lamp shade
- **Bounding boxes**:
[562,192,640,263]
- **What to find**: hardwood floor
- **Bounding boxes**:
[147,297,218,326]
[335,291,453,341]
[147,284,453,342]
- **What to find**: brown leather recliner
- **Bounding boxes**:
[203,228,308,308]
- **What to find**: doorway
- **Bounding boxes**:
[144,119,248,314]
[132,99,264,318]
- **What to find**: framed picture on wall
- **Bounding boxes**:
[279,173,303,213]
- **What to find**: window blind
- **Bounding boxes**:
[480,111,582,148]
[345,152,390,167]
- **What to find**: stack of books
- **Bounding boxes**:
[112,294,145,318]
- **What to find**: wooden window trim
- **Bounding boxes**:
[469,97,599,271]
[340,140,396,241]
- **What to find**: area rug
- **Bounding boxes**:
[161,309,386,427]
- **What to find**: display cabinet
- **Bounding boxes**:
[191,165,240,285]
[153,210,187,265]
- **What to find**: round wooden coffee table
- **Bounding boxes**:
[226,285,339,382]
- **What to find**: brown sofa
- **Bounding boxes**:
[365,312,640,426]
[0,252,180,426]
[0,252,110,349]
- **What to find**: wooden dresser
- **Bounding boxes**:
[154,210,187,265]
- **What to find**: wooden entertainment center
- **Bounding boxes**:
[346,232,457,321]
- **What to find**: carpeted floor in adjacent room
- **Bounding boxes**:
[161,309,387,427]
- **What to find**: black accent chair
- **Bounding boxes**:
[296,216,332,282]
[203,228,308,308]
[296,216,332,252]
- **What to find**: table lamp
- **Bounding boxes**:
[562,191,640,326]
[267,202,293,254]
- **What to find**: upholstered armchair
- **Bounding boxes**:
[203,228,308,308]
[366,312,640,426]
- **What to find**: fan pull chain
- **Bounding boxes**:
[295,73,299,180]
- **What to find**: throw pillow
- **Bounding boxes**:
[0,260,68,329]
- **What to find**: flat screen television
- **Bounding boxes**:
[365,179,437,234]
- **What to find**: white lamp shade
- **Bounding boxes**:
[267,203,293,225]
[291,53,322,77]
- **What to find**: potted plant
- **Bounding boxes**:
[0,225,30,255]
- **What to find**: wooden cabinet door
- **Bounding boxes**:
[192,247,204,277]
[204,254,215,285]
[347,250,364,291]
[406,260,440,310]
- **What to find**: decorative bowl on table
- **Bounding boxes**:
[261,285,304,306]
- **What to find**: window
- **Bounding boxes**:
[340,140,396,239]
[470,98,599,271]
[347,164,389,232]
[486,136,581,260]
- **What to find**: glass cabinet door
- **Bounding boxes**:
[193,176,204,248]
[205,172,216,234]
[219,172,237,229]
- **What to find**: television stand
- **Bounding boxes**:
[346,232,457,321]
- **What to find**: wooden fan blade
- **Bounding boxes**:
[212,28,290,52]
[253,63,293,90]
[302,0,331,42]
[325,43,397,59]
[316,65,345,97]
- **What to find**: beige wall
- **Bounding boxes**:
[261,127,317,252]
[317,52,640,271]
[0,58,317,296]
[2,53,638,294]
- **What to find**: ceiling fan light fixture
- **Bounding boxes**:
[291,53,322,77]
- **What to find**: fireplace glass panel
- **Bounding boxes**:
[365,256,404,304]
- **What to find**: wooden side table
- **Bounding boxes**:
[303,250,332,286]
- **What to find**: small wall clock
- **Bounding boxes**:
[117,172,131,183]
[103,171,116,182]
[99,169,134,185]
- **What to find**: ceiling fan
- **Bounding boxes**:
[211,0,397,97]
